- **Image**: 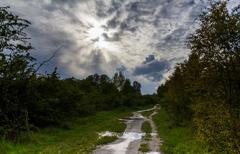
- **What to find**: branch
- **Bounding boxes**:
[34,46,63,74]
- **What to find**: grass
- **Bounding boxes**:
[144,133,152,141]
[153,109,211,154]
[141,121,152,134]
[0,109,133,154]
[142,110,153,118]
[96,136,118,145]
[140,121,152,153]
[139,142,150,152]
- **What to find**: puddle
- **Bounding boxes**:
[94,105,162,154]
[150,133,158,137]
[98,131,120,138]
[105,132,145,154]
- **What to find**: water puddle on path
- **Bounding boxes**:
[94,105,162,154]
[104,132,145,154]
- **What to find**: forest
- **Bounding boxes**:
[0,1,240,154]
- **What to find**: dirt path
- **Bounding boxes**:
[145,109,162,153]
[93,105,162,154]
[138,105,162,154]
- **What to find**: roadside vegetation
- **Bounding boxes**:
[139,143,150,153]
[0,109,133,154]
[97,136,118,146]
[141,110,153,118]
[153,109,210,154]
[139,121,151,153]
[157,2,240,154]
[141,121,152,134]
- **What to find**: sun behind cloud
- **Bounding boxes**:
[87,23,106,46]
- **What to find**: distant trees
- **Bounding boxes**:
[133,81,141,94]
[27,72,148,129]
[113,72,126,91]
[158,2,240,153]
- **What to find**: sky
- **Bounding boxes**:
[1,0,239,94]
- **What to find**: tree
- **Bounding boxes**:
[133,81,141,94]
[188,2,240,153]
[158,2,240,153]
[113,72,125,91]
[0,6,34,140]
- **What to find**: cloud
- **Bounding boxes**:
[144,55,155,64]
[133,55,170,81]
[102,32,120,42]
[2,0,238,93]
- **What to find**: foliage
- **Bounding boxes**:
[153,109,210,154]
[0,109,132,154]
[141,121,152,134]
[157,2,240,153]
[139,143,149,152]
[0,6,34,141]
[96,136,118,145]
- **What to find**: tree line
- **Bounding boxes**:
[157,2,240,154]
[0,6,156,141]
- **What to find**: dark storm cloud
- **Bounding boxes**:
[133,55,170,81]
